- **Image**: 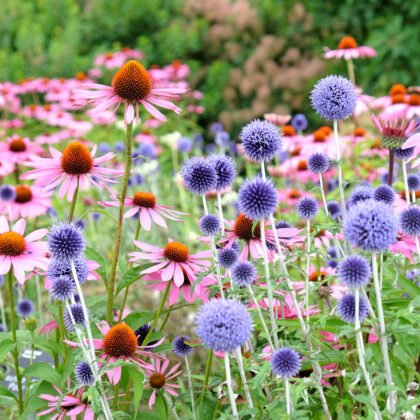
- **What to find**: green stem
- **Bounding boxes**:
[158,306,172,331]
[347,59,356,85]
[68,177,80,222]
[7,272,23,414]
[57,302,68,362]
[201,350,213,398]
[106,122,133,324]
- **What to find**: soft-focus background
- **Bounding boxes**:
[2,0,419,131]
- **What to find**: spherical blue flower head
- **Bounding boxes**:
[291,114,308,132]
[277,150,290,164]
[50,276,75,301]
[177,137,193,153]
[337,293,369,323]
[210,122,224,134]
[275,220,292,229]
[114,141,125,152]
[373,184,395,205]
[64,304,87,331]
[327,247,338,259]
[338,255,371,288]
[296,197,319,220]
[240,119,282,162]
[231,261,257,287]
[48,223,85,261]
[238,177,278,221]
[137,143,156,159]
[347,185,373,208]
[308,152,330,174]
[91,212,101,222]
[400,207,420,236]
[344,200,398,251]
[75,361,94,386]
[327,259,338,269]
[394,146,414,160]
[407,174,420,191]
[196,299,252,352]
[48,256,89,285]
[0,324,5,332]
[218,247,239,269]
[271,347,301,378]
[182,157,217,195]
[406,268,420,281]
[209,154,236,191]
[311,75,356,121]
[0,185,16,202]
[98,142,110,155]
[199,214,221,236]
[215,131,230,147]
[134,323,158,346]
[16,299,34,318]
[327,201,341,216]
[173,335,194,357]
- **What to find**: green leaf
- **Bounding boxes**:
[0,339,15,362]
[116,263,155,295]
[24,362,61,386]
[123,311,155,330]
[398,276,420,297]
[85,246,108,277]
[127,366,145,415]
[0,385,17,401]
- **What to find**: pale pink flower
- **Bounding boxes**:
[0,134,43,165]
[263,113,291,126]
[323,36,377,60]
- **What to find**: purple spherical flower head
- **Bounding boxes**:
[48,223,85,261]
[177,136,193,153]
[337,293,369,323]
[48,256,89,285]
[296,197,319,220]
[347,185,373,208]
[75,361,94,386]
[173,335,194,358]
[344,200,398,251]
[218,247,239,269]
[210,122,224,134]
[394,146,414,160]
[271,347,301,378]
[407,174,420,191]
[50,276,75,301]
[400,206,420,236]
[238,177,278,221]
[182,157,217,195]
[0,185,16,202]
[232,261,257,287]
[275,220,292,229]
[291,114,308,132]
[196,299,252,352]
[311,75,356,121]
[240,119,282,162]
[64,303,88,331]
[16,299,34,318]
[373,184,395,205]
[327,201,341,217]
[308,152,330,174]
[338,255,371,288]
[199,214,221,236]
[209,154,236,191]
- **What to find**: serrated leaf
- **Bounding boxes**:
[24,362,61,386]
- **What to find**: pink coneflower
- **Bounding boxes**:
[75,60,187,124]
[21,141,122,201]
[129,240,211,286]
[0,184,52,220]
[144,359,182,409]
[402,132,420,168]
[263,113,291,126]
[324,36,377,60]
[0,134,43,165]
[389,232,418,263]
[277,188,312,207]
[0,216,48,285]
[0,159,14,176]
[99,191,184,231]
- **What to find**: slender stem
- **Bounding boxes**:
[185,358,197,420]
[333,120,346,215]
[0,290,7,331]
[107,122,133,324]
[235,347,254,414]
[57,303,68,362]
[224,353,239,419]
[319,174,329,216]
[68,177,80,222]
[201,350,213,396]
[163,392,180,420]
[412,191,416,204]
[414,235,420,262]
[284,378,291,415]
[402,160,410,204]
[305,220,311,325]
[347,59,356,85]
[35,276,43,326]
[388,150,395,186]
[217,192,225,235]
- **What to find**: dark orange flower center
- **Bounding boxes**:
[103,324,138,358]
[61,141,94,175]
[282,125,296,137]
[163,242,189,263]
[15,185,33,203]
[149,373,166,388]
[288,190,301,199]
[338,36,358,49]
[370,139,382,149]
[112,60,153,102]
[354,127,366,137]
[0,232,26,256]
[408,94,420,106]
[313,130,327,143]
[290,146,301,157]
[389,84,406,96]
[234,213,261,241]
[391,94,406,104]
[9,138,26,152]
[297,160,308,171]
[133,192,156,208]
[43,104,52,111]
[309,270,329,282]
[319,126,332,136]
[75,72,87,81]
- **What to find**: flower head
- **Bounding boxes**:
[182,157,217,195]
[173,335,193,358]
[271,347,301,378]
[75,361,94,386]
[337,293,369,323]
[338,255,371,288]
[50,276,75,301]
[231,261,256,287]
[209,154,236,191]
[324,36,377,60]
[347,185,373,208]
[48,256,89,284]
[64,303,87,331]
[48,223,84,261]
[0,185,16,202]
[394,146,414,160]
[17,299,34,318]
[308,152,330,174]
[291,114,308,131]
[327,201,341,217]
[199,214,220,236]
[218,247,239,269]
[400,207,420,236]
[373,185,395,205]
[407,174,420,191]
[296,197,319,220]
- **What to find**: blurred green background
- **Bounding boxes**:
[1,0,419,129]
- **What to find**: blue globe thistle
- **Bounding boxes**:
[407,174,420,191]
[208,155,236,191]
[347,185,373,208]
[181,157,217,195]
[231,261,257,287]
[277,150,290,164]
[310,75,357,121]
[271,347,301,378]
[48,256,89,285]
[134,323,158,346]
[98,142,110,155]
[16,299,34,318]
[327,259,338,269]
[240,119,282,162]
[291,114,308,132]
[210,122,224,134]
[338,255,371,288]
[64,304,87,331]
[199,214,221,236]
[327,201,341,217]
[177,137,193,153]
[406,268,420,281]
[137,143,156,159]
[275,220,292,229]
[344,200,398,251]
[173,335,194,358]
[75,361,94,386]
[394,146,414,160]
[196,299,252,352]
[400,207,420,236]
[337,293,369,323]
[237,177,278,221]
[327,247,338,259]
[328,178,339,192]
[373,184,395,205]
[218,247,239,269]
[307,153,330,174]
[50,276,75,301]
[114,141,125,152]
[296,197,319,220]
[48,223,85,261]
[0,185,16,202]
[215,131,230,147]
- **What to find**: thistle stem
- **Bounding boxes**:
[217,192,225,235]
[163,392,180,420]
[185,357,197,420]
[402,160,410,204]
[333,120,346,215]
[224,353,239,419]
[235,347,254,414]
[319,174,329,216]
[284,378,292,415]
[305,219,311,325]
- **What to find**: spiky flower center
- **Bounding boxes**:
[391,94,406,104]
[354,127,366,137]
[282,125,296,137]
[9,138,26,152]
[15,185,33,203]
[408,94,420,106]
[0,232,26,256]
[61,142,94,175]
[288,190,301,199]
[133,192,156,208]
[389,84,406,96]
[103,324,138,358]
[313,130,327,142]
[290,146,301,157]
[309,270,329,282]
[163,242,189,263]
[149,373,166,388]
[112,60,153,102]
[297,160,308,171]
[338,36,358,49]
[234,213,261,241]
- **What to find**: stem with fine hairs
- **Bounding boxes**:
[68,177,80,222]
[224,353,239,419]
[333,120,346,215]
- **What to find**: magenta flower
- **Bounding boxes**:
[324,36,377,60]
